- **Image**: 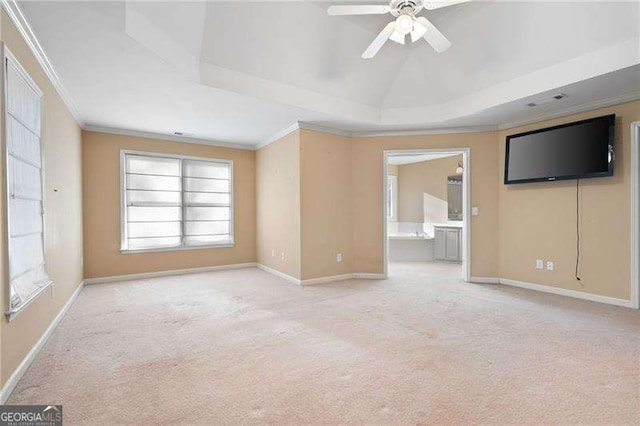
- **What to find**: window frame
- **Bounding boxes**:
[120,149,234,253]
[2,47,52,320]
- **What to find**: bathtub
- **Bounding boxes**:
[388,231,434,262]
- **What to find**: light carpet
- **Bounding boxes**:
[7,262,640,424]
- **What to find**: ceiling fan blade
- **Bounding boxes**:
[389,30,406,45]
[362,21,396,59]
[423,0,471,10]
[416,17,451,53]
[410,18,427,42]
[328,5,390,16]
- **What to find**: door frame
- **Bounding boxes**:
[382,148,471,281]
[631,121,639,309]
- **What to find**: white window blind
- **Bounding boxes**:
[4,50,51,315]
[121,152,233,251]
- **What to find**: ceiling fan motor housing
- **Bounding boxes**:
[389,0,423,17]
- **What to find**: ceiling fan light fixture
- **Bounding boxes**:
[410,19,427,42]
[328,0,457,58]
[389,30,406,44]
[395,14,414,35]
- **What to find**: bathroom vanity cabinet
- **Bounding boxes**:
[434,226,462,262]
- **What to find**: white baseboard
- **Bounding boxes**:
[256,265,387,286]
[301,274,353,286]
[302,273,385,284]
[352,273,386,279]
[84,262,257,285]
[499,278,633,308]
[469,276,500,284]
[256,264,301,285]
[0,279,85,404]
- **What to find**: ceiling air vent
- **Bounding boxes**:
[527,93,568,107]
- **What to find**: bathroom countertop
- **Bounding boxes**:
[430,222,463,228]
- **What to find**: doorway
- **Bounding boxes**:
[382,149,471,281]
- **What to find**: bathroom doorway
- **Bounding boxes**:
[382,149,470,281]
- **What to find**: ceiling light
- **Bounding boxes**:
[395,15,413,36]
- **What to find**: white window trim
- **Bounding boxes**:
[2,46,52,320]
[120,149,235,253]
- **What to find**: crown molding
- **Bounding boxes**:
[255,121,499,149]
[1,0,84,126]
[498,91,640,131]
[97,88,640,152]
[352,125,498,138]
[298,122,353,137]
[254,122,300,150]
[84,125,255,151]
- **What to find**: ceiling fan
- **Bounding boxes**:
[328,0,470,58]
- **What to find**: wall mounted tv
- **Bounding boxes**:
[504,114,615,184]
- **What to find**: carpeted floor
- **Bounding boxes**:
[8,262,640,424]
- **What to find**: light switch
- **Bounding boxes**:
[471,207,479,216]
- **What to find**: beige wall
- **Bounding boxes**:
[397,155,462,223]
[299,130,352,280]
[255,131,301,278]
[0,11,84,385]
[351,132,500,277]
[82,131,256,278]
[498,100,640,300]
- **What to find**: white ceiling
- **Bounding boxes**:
[17,1,640,147]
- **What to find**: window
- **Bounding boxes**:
[387,175,398,221]
[3,49,51,317]
[121,151,233,252]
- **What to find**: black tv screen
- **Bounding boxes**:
[504,114,615,184]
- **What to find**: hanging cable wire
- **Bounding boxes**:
[575,179,581,281]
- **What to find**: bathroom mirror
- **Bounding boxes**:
[447,175,463,221]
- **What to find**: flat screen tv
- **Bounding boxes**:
[504,114,615,184]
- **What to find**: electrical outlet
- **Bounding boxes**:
[536,259,543,270]
[281,252,285,261]
[271,249,275,257]
[336,252,343,263]
[546,261,554,271]
[471,207,479,216]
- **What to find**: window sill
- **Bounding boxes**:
[5,280,54,321]
[120,243,235,254]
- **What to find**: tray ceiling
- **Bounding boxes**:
[17,1,640,146]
